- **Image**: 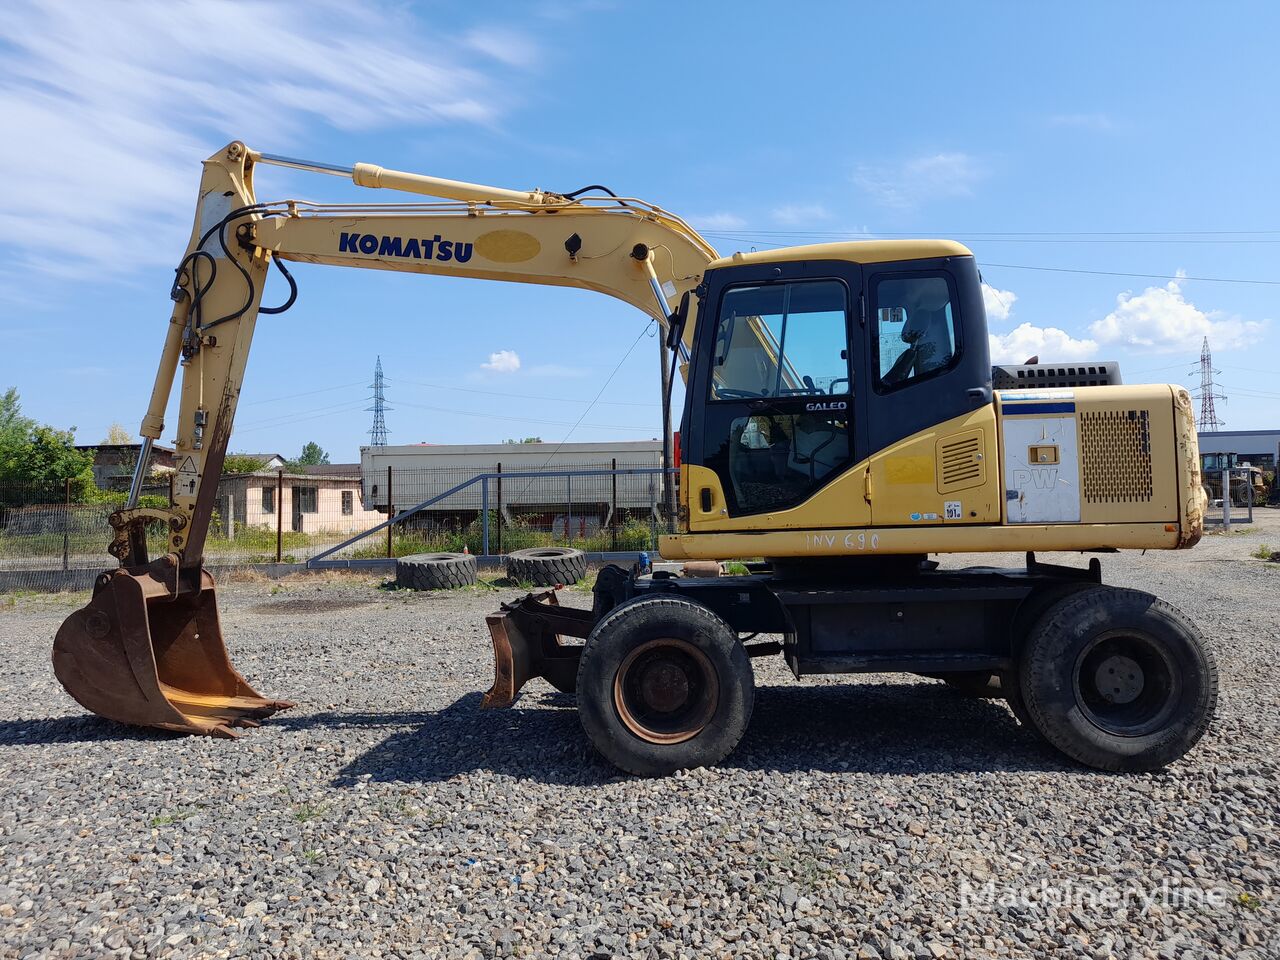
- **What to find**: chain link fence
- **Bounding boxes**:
[1,463,676,591]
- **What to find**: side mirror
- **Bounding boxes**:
[665,291,691,351]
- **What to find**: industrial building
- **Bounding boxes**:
[1197,430,1280,469]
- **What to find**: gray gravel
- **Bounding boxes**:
[2,515,1278,959]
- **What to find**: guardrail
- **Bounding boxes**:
[307,466,677,568]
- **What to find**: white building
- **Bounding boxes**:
[1197,430,1280,469]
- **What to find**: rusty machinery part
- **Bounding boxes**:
[106,508,187,565]
[482,590,591,708]
[52,562,292,736]
[505,547,588,587]
[394,552,477,591]
[613,638,720,744]
[575,596,754,776]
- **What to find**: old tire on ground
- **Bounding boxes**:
[577,596,754,776]
[942,672,1003,698]
[395,553,477,590]
[506,547,587,586]
[1019,586,1218,771]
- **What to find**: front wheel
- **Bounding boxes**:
[576,596,754,776]
[1019,587,1218,771]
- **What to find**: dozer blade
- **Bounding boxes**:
[53,564,292,736]
[483,590,596,708]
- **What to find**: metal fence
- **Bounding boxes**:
[0,463,676,591]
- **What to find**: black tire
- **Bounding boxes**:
[577,596,754,776]
[942,672,1003,698]
[395,552,477,590]
[506,547,587,587]
[1019,586,1218,771]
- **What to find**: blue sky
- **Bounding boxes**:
[3,1,1278,461]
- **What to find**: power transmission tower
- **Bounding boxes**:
[1191,336,1226,432]
[367,356,391,446]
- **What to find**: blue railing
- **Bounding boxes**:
[307,466,677,566]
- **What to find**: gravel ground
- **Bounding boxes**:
[2,515,1278,959]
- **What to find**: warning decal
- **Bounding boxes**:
[176,456,198,478]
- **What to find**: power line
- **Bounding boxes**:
[387,375,654,407]
[982,263,1280,286]
[238,379,367,406]
[393,397,652,432]
[700,228,1280,238]
[700,233,1280,285]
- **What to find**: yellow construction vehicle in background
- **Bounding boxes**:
[54,142,1215,776]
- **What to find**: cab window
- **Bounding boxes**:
[709,280,849,400]
[872,274,959,390]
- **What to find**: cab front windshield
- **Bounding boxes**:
[708,280,848,400]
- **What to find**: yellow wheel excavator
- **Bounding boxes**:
[55,142,1215,774]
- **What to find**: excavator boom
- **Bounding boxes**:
[53,141,716,737]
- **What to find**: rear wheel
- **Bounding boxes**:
[577,596,754,776]
[1019,587,1217,771]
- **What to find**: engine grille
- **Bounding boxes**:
[1081,409,1153,503]
[937,431,985,493]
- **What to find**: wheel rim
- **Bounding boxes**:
[613,638,719,744]
[1073,630,1180,737]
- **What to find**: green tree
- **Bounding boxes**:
[1,388,95,494]
[222,454,268,474]
[0,387,34,442]
[288,442,330,469]
[0,423,95,495]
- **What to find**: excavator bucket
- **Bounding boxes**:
[53,565,292,736]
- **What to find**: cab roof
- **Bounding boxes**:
[706,239,973,270]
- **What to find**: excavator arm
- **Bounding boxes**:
[53,140,716,736]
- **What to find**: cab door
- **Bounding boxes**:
[683,260,868,530]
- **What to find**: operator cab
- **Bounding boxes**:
[682,240,991,519]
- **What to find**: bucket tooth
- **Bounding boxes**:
[52,564,290,736]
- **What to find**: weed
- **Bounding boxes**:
[151,806,202,827]
[1251,543,1276,561]
[302,849,324,863]
[292,802,328,823]
[1238,891,1262,911]
[723,561,750,576]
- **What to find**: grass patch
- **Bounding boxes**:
[151,806,202,827]
[1251,543,1277,561]
[291,802,328,823]
[1238,891,1262,911]
[349,516,657,559]
[302,848,324,863]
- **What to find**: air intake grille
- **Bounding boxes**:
[1081,409,1153,503]
[937,430,985,493]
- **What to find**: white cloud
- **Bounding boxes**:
[772,203,833,226]
[0,1,537,291]
[462,27,538,67]
[1047,112,1115,131]
[854,152,982,210]
[979,281,1096,363]
[481,349,521,373]
[691,212,747,231]
[981,283,1018,322]
[989,324,1099,365]
[1088,279,1267,353]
